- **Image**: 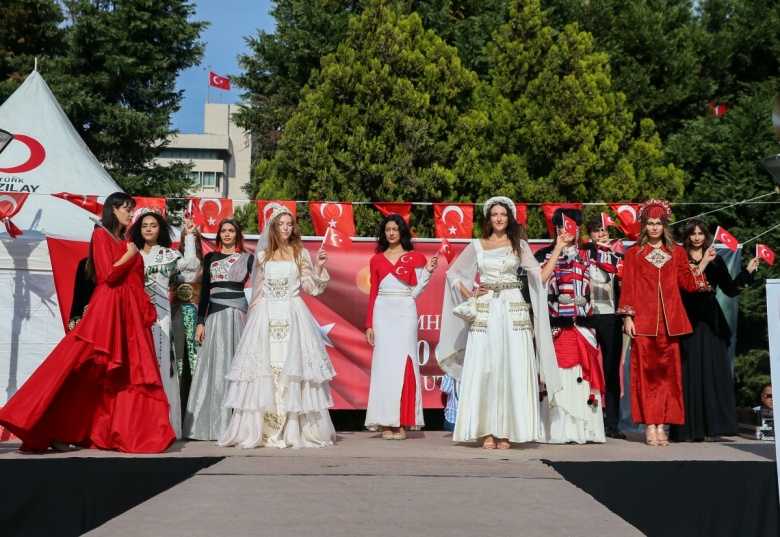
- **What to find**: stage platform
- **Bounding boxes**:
[1,432,777,537]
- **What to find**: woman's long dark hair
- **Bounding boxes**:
[375,214,414,253]
[129,212,173,249]
[481,201,527,257]
[85,192,135,282]
[216,217,245,252]
[680,218,713,253]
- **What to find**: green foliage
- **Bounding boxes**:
[734,349,771,408]
[0,0,207,197]
[255,0,482,235]
[542,0,711,137]
[480,0,683,236]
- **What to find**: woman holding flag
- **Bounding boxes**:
[218,206,336,449]
[438,197,562,449]
[669,218,758,442]
[364,214,438,440]
[618,200,714,446]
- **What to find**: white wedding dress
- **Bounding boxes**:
[218,250,336,449]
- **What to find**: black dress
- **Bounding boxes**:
[669,255,754,441]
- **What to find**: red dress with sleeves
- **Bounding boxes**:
[617,243,707,425]
[0,228,175,453]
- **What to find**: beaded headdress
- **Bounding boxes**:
[637,199,672,222]
[137,206,164,217]
[483,196,516,218]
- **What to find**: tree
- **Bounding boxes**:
[0,0,66,102]
[479,0,684,236]
[541,0,711,138]
[51,0,207,196]
[253,0,482,235]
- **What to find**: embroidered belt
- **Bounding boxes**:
[552,293,588,306]
[482,281,523,297]
[172,282,201,304]
[378,290,412,297]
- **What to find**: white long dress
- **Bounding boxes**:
[141,245,183,438]
[364,252,430,429]
[217,250,336,449]
[438,241,562,444]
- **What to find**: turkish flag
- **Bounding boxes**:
[757,244,775,266]
[561,213,579,236]
[0,192,29,237]
[324,227,352,252]
[514,202,528,228]
[309,202,356,236]
[132,196,167,222]
[52,192,103,216]
[438,238,455,263]
[607,203,641,240]
[601,212,617,228]
[254,200,297,232]
[433,203,473,238]
[190,198,234,233]
[209,71,231,90]
[541,203,582,238]
[373,202,417,237]
[714,226,739,252]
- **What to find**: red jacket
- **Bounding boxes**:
[617,243,706,336]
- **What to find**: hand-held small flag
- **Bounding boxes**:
[714,226,739,252]
[757,244,775,266]
[438,238,455,264]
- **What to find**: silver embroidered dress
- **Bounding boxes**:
[217,249,336,449]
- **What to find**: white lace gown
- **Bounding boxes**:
[141,245,183,438]
[438,241,562,444]
[217,250,336,449]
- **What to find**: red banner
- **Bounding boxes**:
[190,198,234,233]
[433,203,473,238]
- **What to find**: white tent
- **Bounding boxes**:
[0,71,121,404]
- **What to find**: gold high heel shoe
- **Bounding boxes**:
[656,426,670,446]
[645,426,659,446]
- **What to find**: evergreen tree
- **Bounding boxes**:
[0,0,66,102]
[481,0,683,236]
[541,0,710,137]
[254,0,482,235]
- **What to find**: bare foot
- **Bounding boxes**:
[482,435,496,449]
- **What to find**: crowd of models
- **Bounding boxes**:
[0,193,761,453]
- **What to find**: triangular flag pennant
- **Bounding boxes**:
[714,226,739,252]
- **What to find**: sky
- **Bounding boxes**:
[170,0,276,133]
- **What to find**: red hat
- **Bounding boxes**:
[638,199,672,221]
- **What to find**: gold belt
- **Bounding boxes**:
[172,282,201,304]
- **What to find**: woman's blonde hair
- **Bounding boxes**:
[637,219,676,251]
[263,212,303,273]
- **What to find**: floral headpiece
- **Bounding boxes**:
[637,199,672,222]
[483,196,516,218]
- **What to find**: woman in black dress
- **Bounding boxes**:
[669,219,758,442]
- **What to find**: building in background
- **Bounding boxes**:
[155,103,251,201]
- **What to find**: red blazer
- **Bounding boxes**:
[617,243,706,337]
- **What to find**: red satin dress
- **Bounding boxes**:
[0,228,175,453]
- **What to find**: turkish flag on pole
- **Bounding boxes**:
[52,192,103,216]
[433,203,473,238]
[562,213,579,236]
[190,198,234,233]
[438,238,455,264]
[0,192,29,238]
[601,212,617,228]
[514,202,528,227]
[541,203,582,238]
[323,227,352,252]
[714,226,739,252]
[132,197,167,222]
[607,203,641,240]
[209,71,231,90]
[757,244,775,266]
[254,200,297,232]
[309,202,356,236]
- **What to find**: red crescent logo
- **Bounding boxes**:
[0,135,46,173]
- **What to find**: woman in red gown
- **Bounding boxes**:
[0,192,175,453]
[617,199,714,446]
